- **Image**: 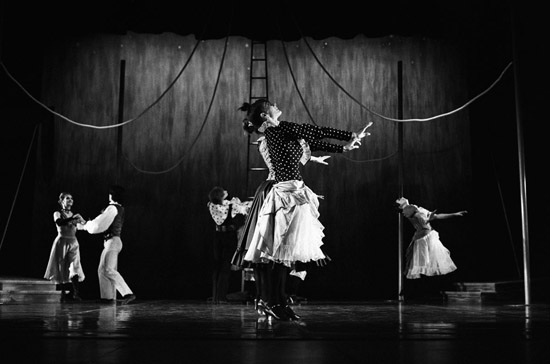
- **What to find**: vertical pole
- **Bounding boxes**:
[0,0,4,61]
[116,60,126,184]
[510,4,530,305]
[397,61,404,301]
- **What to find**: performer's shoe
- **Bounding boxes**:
[256,299,268,315]
[284,305,301,320]
[268,304,291,321]
[121,294,136,305]
[263,304,282,320]
[71,275,81,301]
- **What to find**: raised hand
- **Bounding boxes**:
[311,155,331,165]
[353,122,373,141]
[343,137,364,151]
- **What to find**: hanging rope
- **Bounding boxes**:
[275,8,513,163]
[123,36,231,174]
[279,41,318,126]
[123,8,234,175]
[281,4,514,124]
[0,124,38,253]
[0,38,202,130]
[301,37,513,123]
[0,10,218,130]
[275,15,397,163]
[279,37,399,163]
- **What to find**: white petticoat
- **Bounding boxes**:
[405,230,457,279]
[243,180,326,267]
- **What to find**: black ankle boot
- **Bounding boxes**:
[71,276,82,301]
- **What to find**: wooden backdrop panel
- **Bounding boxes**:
[29,33,476,300]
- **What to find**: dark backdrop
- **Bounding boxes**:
[0,0,546,301]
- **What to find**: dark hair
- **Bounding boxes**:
[394,202,402,213]
[208,186,225,205]
[238,99,271,132]
[109,185,125,204]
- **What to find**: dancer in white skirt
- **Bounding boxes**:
[396,197,467,279]
[239,99,371,320]
[231,118,333,315]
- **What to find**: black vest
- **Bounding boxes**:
[104,204,124,239]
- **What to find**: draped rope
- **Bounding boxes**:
[279,38,399,163]
[0,10,220,130]
[283,4,513,123]
[279,41,318,126]
[123,35,231,174]
[274,14,394,163]
[301,37,512,123]
[0,38,202,129]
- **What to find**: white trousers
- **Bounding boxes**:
[98,236,133,299]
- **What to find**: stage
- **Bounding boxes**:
[1,298,549,364]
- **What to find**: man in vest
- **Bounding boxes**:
[84,185,136,304]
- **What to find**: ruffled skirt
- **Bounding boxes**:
[243,180,326,267]
[405,230,457,279]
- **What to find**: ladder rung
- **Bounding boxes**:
[251,96,267,100]
[249,167,268,171]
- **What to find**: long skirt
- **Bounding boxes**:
[244,180,326,268]
[405,230,457,279]
[44,235,85,284]
[231,180,275,268]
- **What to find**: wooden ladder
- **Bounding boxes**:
[241,40,270,293]
[245,40,270,199]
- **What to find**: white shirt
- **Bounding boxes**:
[83,204,118,234]
[207,198,251,226]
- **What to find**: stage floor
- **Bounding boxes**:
[1,299,549,364]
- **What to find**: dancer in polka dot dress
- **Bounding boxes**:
[231,123,331,317]
[239,99,371,320]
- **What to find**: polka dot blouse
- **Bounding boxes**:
[264,120,352,182]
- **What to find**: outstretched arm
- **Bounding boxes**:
[283,121,353,143]
[83,205,118,234]
[432,211,468,220]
